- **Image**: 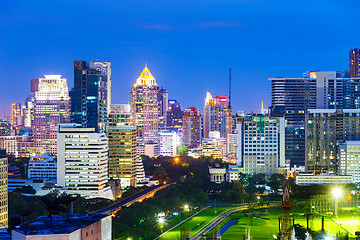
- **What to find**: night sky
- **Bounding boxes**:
[0,0,359,115]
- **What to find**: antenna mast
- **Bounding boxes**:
[228,68,232,109]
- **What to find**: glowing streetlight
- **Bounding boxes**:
[324,235,333,240]
[257,196,261,200]
[158,218,165,224]
[184,204,189,211]
[332,188,342,218]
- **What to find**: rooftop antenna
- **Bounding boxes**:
[228,68,232,109]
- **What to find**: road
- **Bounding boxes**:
[95,182,175,215]
[190,206,247,240]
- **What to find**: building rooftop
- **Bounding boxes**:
[12,213,108,236]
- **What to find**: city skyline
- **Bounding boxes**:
[0,1,358,114]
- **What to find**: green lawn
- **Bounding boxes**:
[159,206,235,240]
[222,208,360,240]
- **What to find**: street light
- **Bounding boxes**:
[184,204,189,211]
[332,188,342,218]
[158,218,165,225]
[257,196,261,200]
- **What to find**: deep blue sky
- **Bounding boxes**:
[0,0,359,116]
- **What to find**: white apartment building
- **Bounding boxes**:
[236,113,285,175]
[159,131,179,157]
[339,141,360,183]
[28,154,56,180]
[57,124,112,199]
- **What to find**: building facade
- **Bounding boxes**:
[57,124,112,199]
[159,131,179,157]
[236,113,285,175]
[202,132,227,160]
[28,154,56,180]
[306,109,360,175]
[0,121,10,136]
[0,149,8,228]
[182,107,201,148]
[167,100,183,133]
[11,103,22,126]
[203,92,232,138]
[108,107,138,189]
[71,60,111,133]
[339,141,360,183]
[350,48,360,77]
[33,75,70,155]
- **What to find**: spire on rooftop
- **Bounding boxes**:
[134,64,157,87]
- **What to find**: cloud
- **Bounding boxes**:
[195,21,244,29]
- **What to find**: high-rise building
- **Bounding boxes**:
[236,113,285,175]
[0,136,33,158]
[0,121,10,136]
[350,48,360,77]
[0,149,8,228]
[270,71,360,166]
[108,106,138,189]
[33,75,70,155]
[22,94,36,128]
[28,154,56,180]
[182,107,201,148]
[339,141,360,183]
[11,103,22,126]
[167,100,183,133]
[159,131,179,157]
[305,109,360,175]
[203,92,232,138]
[71,60,111,133]
[57,124,112,199]
[226,133,237,162]
[130,65,167,144]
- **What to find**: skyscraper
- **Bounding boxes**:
[0,149,8,228]
[349,48,360,77]
[130,65,167,144]
[108,105,138,189]
[71,60,111,133]
[33,75,70,155]
[271,71,360,167]
[203,92,232,138]
[182,107,201,148]
[305,109,360,175]
[11,103,22,126]
[167,100,183,133]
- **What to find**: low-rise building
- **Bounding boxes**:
[28,154,56,180]
[209,165,226,183]
[11,213,112,240]
[295,172,352,186]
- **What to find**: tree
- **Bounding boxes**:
[177,145,188,156]
[268,174,284,193]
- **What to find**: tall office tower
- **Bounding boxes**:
[236,113,285,175]
[32,75,70,155]
[159,131,179,157]
[271,71,360,166]
[349,49,360,77]
[226,133,237,162]
[167,100,183,133]
[71,60,111,133]
[22,78,40,128]
[305,109,360,175]
[0,121,10,136]
[57,124,112,199]
[11,103,22,126]
[130,65,167,144]
[108,106,138,189]
[182,107,201,148]
[339,141,360,183]
[0,149,8,228]
[203,92,232,138]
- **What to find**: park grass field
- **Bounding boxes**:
[221,208,360,240]
[159,206,235,239]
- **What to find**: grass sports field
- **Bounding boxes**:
[159,206,235,239]
[221,208,360,240]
